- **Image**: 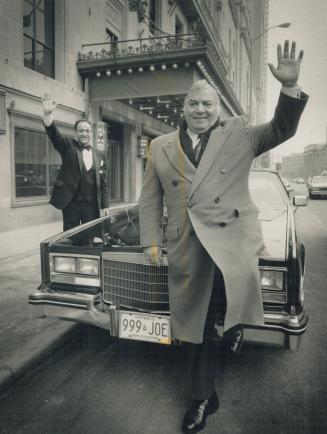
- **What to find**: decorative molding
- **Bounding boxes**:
[7,108,76,131]
[0,85,84,115]
[228,0,240,28]
[77,34,204,74]
[0,89,6,134]
[106,0,123,37]
[240,26,251,60]
[194,0,229,70]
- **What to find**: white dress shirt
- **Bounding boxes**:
[186,128,201,150]
[82,147,93,171]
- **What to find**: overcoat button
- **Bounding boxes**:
[214,197,220,203]
[234,209,239,217]
[187,202,194,209]
[218,222,226,227]
[172,180,178,186]
[220,168,226,174]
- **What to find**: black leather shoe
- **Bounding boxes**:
[182,392,219,433]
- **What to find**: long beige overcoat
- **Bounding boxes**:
[139,92,307,344]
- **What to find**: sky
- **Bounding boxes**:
[266,0,327,159]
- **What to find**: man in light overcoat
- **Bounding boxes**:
[139,40,308,434]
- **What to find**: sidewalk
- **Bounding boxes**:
[0,221,80,394]
[0,221,62,263]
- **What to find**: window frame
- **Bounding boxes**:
[23,0,55,78]
[102,117,126,204]
[9,110,74,207]
[148,0,161,37]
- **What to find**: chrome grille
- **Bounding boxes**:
[102,252,169,311]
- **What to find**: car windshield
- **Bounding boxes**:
[249,171,287,205]
[312,176,327,184]
[56,172,287,247]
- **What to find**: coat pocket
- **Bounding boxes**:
[166,224,178,239]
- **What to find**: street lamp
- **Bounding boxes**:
[251,22,291,43]
[250,21,291,121]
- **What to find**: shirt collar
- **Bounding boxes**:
[79,143,92,151]
[186,128,199,142]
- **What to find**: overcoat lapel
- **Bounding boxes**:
[189,125,232,198]
[163,132,195,183]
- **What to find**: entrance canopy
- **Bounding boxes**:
[77,33,243,123]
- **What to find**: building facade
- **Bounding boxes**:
[281,153,305,180]
[281,143,327,180]
[0,0,267,232]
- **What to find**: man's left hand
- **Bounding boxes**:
[268,40,304,87]
[101,208,110,216]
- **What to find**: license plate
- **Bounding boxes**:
[119,311,171,345]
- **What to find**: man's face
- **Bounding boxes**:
[76,121,92,146]
[183,87,220,134]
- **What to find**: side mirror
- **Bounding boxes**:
[293,195,308,207]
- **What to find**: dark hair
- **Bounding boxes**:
[74,119,92,131]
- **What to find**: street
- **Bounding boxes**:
[0,198,326,434]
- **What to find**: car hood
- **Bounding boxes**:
[50,203,289,261]
[257,204,288,260]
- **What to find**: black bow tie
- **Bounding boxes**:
[81,144,92,151]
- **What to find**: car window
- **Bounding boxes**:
[249,172,287,205]
[312,176,327,184]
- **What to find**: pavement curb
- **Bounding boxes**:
[0,322,81,395]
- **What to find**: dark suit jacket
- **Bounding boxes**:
[45,122,109,211]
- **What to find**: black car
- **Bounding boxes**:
[29,170,309,351]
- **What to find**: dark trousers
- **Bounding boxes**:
[188,267,227,400]
[62,200,100,245]
[62,200,99,231]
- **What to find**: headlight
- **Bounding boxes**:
[76,258,99,276]
[53,256,99,276]
[54,256,76,273]
[260,270,284,291]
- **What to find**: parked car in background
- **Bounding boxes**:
[280,176,293,198]
[308,175,327,198]
[29,170,309,352]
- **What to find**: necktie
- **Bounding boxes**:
[194,134,205,164]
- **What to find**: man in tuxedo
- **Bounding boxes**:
[139,41,308,433]
[42,94,109,236]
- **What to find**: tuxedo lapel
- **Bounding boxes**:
[75,143,83,173]
[162,132,196,183]
[189,124,232,198]
[93,150,101,188]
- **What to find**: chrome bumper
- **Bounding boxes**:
[29,287,308,351]
[29,288,111,330]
